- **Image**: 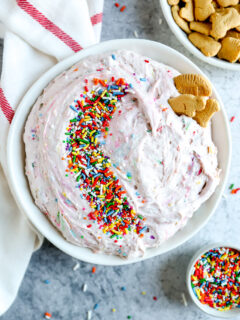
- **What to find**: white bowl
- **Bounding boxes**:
[160,0,240,71]
[186,243,240,318]
[7,39,231,266]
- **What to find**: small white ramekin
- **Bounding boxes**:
[186,243,240,318]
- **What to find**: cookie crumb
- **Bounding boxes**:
[181,292,188,306]
[134,30,139,38]
[73,262,80,271]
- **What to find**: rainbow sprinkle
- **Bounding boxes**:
[231,188,240,194]
[191,247,240,311]
[63,77,145,239]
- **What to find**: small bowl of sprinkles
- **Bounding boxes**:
[186,244,240,318]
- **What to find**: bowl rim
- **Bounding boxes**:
[6,38,232,266]
[159,0,240,71]
[186,243,240,318]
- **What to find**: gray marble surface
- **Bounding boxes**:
[1,0,240,319]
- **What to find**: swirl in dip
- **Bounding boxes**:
[24,50,220,258]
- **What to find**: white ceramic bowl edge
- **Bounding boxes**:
[7,39,231,266]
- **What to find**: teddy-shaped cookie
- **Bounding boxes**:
[218,37,240,62]
[194,99,220,127]
[216,0,239,7]
[172,5,191,34]
[174,74,212,96]
[188,32,221,57]
[168,94,206,117]
[180,0,194,22]
[190,21,212,36]
[168,74,220,127]
[210,8,240,39]
[194,0,215,21]
[168,0,180,4]
[226,30,240,39]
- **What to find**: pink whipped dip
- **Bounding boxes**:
[24,50,220,258]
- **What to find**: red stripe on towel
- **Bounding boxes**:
[17,0,83,52]
[91,13,103,25]
[0,88,15,123]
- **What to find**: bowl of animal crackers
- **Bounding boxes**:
[160,0,240,70]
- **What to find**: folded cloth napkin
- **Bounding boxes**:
[0,0,104,315]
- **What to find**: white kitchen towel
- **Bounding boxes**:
[0,0,104,315]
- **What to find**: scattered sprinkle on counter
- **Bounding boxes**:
[92,266,96,273]
[93,303,99,310]
[181,293,188,307]
[44,280,50,284]
[153,296,157,301]
[82,283,88,292]
[73,262,80,271]
[121,286,126,291]
[114,3,126,12]
[191,247,240,311]
[231,188,240,194]
[134,30,139,38]
[112,308,116,312]
[87,310,92,320]
[230,116,235,122]
[44,312,52,319]
[229,184,234,190]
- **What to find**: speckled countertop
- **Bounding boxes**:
[1,1,240,320]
